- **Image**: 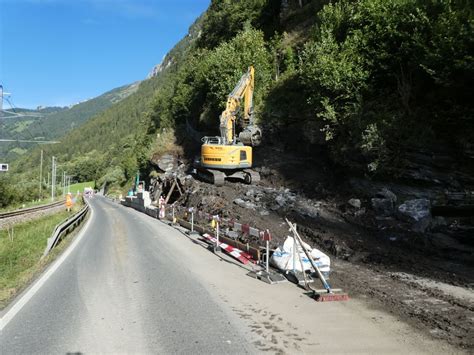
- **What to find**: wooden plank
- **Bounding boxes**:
[164,181,176,205]
[175,178,183,196]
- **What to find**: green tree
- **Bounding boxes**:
[301,0,474,170]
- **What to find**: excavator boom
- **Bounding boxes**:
[219,66,261,146]
[198,66,262,185]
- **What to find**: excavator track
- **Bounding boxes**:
[244,169,260,184]
[197,168,225,186]
[196,167,259,186]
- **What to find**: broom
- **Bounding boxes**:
[286,218,349,302]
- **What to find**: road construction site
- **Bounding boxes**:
[1,196,465,354]
[140,143,474,351]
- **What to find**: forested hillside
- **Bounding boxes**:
[3,0,473,205]
[148,0,473,174]
[0,83,139,161]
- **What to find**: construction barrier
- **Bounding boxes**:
[163,203,265,263]
[120,194,267,264]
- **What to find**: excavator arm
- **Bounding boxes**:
[198,66,262,184]
[219,66,261,146]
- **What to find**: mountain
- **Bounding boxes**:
[4,0,473,206]
[0,83,139,161]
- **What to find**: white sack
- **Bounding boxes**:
[270,236,330,273]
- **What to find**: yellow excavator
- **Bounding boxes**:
[196,66,262,186]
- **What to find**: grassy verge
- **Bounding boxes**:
[0,202,85,309]
[0,196,63,213]
[69,181,94,194]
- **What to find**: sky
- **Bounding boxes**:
[0,0,210,109]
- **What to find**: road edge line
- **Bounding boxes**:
[0,204,95,331]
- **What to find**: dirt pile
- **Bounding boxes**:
[148,147,473,350]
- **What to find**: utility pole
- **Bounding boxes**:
[62,171,66,197]
[51,156,56,201]
[39,150,43,200]
[0,85,3,117]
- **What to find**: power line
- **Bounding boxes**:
[4,97,41,141]
[0,94,59,160]
[0,139,60,143]
[1,87,64,181]
[4,95,50,141]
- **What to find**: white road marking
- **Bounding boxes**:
[0,205,95,331]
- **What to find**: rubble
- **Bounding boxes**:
[371,188,398,216]
[371,197,394,216]
[138,141,474,350]
[156,154,178,172]
[233,198,257,210]
[377,188,397,203]
[397,198,431,233]
[348,198,361,209]
[398,198,431,221]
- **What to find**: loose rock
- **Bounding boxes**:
[348,198,361,209]
[371,198,394,216]
[376,188,397,203]
[398,199,431,222]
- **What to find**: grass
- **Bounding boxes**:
[12,120,33,133]
[0,182,91,213]
[10,147,27,155]
[69,181,95,194]
[0,202,84,309]
[106,187,128,199]
[150,129,184,159]
[0,196,63,213]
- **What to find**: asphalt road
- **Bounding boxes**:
[1,197,254,354]
[1,196,462,354]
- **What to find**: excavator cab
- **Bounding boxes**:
[200,136,253,170]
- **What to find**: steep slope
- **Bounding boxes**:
[5,0,473,206]
[148,0,473,172]
[5,11,205,193]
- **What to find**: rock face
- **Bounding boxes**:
[371,198,393,216]
[377,188,397,203]
[398,198,431,221]
[371,188,397,216]
[147,57,173,78]
[398,198,431,232]
[157,154,178,173]
[151,153,187,180]
[348,198,361,209]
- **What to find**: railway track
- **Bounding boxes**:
[0,201,64,219]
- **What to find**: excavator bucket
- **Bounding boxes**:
[239,125,262,146]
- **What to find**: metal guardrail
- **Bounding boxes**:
[42,201,89,257]
[0,201,64,219]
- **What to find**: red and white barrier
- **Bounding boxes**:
[194,210,264,239]
[201,233,254,265]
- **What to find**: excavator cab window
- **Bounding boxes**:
[240,150,247,161]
